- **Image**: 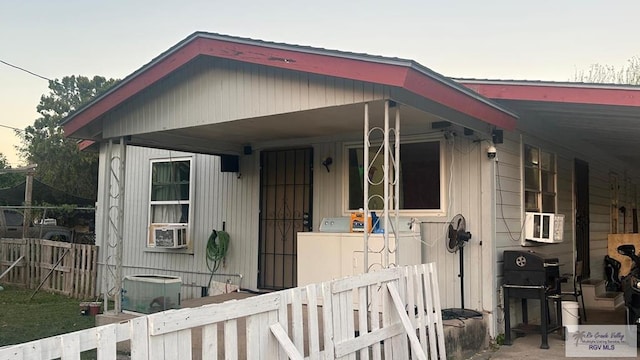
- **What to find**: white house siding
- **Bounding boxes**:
[493,125,640,335]
[256,129,495,312]
[100,57,388,139]
[416,136,488,312]
[95,144,260,299]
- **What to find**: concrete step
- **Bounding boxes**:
[581,279,625,310]
[590,292,625,310]
[581,279,605,296]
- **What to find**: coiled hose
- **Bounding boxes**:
[206,230,230,290]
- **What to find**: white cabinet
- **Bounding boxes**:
[297,232,421,286]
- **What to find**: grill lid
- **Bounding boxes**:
[503,250,559,271]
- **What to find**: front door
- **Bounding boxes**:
[258,148,313,290]
[575,159,590,278]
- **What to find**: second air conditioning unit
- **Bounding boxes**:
[524,212,564,243]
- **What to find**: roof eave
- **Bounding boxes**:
[63,33,518,137]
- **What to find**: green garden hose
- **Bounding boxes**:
[206,230,230,291]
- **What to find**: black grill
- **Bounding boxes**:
[502,250,563,349]
[503,250,560,293]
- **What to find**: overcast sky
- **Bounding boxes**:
[1,0,638,166]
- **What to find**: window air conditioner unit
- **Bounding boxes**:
[524,212,564,243]
[151,224,188,249]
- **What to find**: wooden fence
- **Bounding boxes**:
[0,238,98,299]
[0,263,446,360]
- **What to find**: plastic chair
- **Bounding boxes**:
[561,260,587,322]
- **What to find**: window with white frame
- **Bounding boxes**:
[148,158,192,248]
[346,140,442,211]
[524,144,556,213]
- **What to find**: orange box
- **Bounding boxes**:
[350,212,372,232]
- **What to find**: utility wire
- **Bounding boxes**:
[0,59,52,82]
[0,123,24,132]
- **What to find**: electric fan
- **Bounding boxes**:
[440,214,482,320]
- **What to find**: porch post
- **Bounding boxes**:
[115,137,126,313]
[100,138,127,314]
[383,100,390,268]
[480,142,498,336]
[100,140,112,312]
[364,103,370,273]
[393,105,400,264]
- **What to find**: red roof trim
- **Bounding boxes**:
[461,82,640,107]
[404,71,516,130]
[64,36,517,136]
[78,140,95,151]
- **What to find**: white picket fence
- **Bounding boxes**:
[0,263,446,360]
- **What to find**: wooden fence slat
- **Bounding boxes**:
[266,309,279,359]
[161,331,179,360]
[224,319,238,360]
[291,288,304,354]
[148,331,164,360]
[96,324,117,360]
[411,266,429,355]
[176,329,192,360]
[245,308,261,360]
[381,279,393,360]
[331,268,401,293]
[276,289,289,360]
[201,323,218,360]
[148,293,280,335]
[370,283,381,360]
[269,323,304,360]
[387,282,427,360]
[427,263,447,360]
[0,255,24,281]
[357,285,369,360]
[334,323,404,358]
[321,281,335,360]
[61,332,81,360]
[130,317,149,360]
[305,284,320,360]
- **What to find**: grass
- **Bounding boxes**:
[0,284,97,347]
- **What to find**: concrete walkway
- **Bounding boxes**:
[470,308,636,360]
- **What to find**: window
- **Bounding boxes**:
[148,158,192,247]
[4,210,23,226]
[347,140,442,211]
[524,144,556,213]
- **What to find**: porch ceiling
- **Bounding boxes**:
[126,101,445,155]
[501,100,640,169]
[460,80,640,174]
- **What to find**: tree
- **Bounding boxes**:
[573,56,640,84]
[18,75,118,200]
[0,153,24,189]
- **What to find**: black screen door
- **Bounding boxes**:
[258,148,313,290]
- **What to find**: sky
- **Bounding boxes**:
[1,0,639,166]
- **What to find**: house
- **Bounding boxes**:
[62,32,640,338]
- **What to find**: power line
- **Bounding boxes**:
[0,124,24,132]
[0,58,52,82]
